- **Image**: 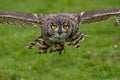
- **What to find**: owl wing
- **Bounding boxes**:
[0,10,42,27]
[79,8,120,25]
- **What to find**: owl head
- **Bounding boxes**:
[41,14,79,42]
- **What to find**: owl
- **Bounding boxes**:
[0,8,120,54]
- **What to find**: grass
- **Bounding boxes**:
[0,0,120,80]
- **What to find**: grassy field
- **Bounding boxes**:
[0,0,120,80]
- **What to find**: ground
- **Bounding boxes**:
[0,0,120,80]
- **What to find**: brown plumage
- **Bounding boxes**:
[0,8,120,54]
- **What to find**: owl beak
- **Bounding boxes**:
[58,27,62,35]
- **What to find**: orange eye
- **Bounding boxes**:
[63,25,69,29]
[51,25,57,29]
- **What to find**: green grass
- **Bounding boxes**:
[0,0,120,80]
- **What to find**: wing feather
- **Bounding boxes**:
[0,10,41,27]
[80,8,120,25]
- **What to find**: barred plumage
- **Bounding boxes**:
[0,8,120,54]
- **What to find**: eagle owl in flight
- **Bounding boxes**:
[0,8,120,54]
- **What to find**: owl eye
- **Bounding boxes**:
[63,25,69,29]
[51,25,57,29]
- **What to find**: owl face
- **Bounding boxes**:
[47,18,74,42]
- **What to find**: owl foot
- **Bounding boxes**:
[50,44,64,54]
[68,32,85,48]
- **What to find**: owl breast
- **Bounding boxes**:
[45,35,66,46]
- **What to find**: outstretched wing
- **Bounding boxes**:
[79,8,120,25]
[0,10,42,27]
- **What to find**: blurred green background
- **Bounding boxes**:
[0,0,120,80]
